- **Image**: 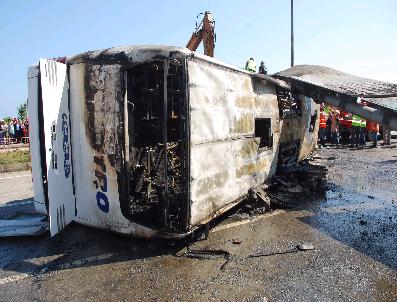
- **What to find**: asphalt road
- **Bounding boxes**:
[0,142,396,302]
[0,172,32,205]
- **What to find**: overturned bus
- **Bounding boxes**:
[27,45,319,238]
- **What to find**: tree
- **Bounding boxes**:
[17,102,28,121]
[3,116,11,124]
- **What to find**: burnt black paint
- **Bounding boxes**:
[37,71,49,213]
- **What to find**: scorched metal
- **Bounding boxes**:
[27,45,318,238]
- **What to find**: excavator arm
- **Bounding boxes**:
[186,11,215,57]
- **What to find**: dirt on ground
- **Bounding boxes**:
[0,140,396,302]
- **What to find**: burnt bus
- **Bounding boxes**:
[27,45,318,238]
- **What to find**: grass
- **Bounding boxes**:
[0,149,30,166]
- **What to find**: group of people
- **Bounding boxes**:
[243,59,393,148]
[245,57,267,75]
[0,118,29,144]
[318,105,341,147]
[318,104,391,149]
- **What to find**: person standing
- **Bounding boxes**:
[258,61,267,75]
[330,109,340,147]
[350,114,361,147]
[359,117,366,147]
[24,119,29,138]
[326,112,332,142]
[8,120,15,143]
[319,105,327,147]
[15,119,21,143]
[383,124,391,145]
[4,122,9,143]
[245,58,256,72]
[0,121,5,144]
[367,120,379,147]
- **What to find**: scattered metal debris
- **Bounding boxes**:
[296,242,315,251]
[0,213,49,237]
[0,201,49,237]
[175,245,231,270]
[267,160,327,208]
[249,242,315,258]
[250,187,271,212]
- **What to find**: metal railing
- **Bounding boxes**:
[0,137,29,145]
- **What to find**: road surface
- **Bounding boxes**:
[0,142,396,301]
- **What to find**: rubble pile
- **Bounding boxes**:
[267,159,327,208]
[204,157,328,232]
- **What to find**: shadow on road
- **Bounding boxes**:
[0,220,191,276]
[4,198,33,206]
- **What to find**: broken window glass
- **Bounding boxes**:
[277,88,302,119]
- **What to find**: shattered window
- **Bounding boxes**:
[277,88,302,119]
[126,59,188,231]
[255,118,273,149]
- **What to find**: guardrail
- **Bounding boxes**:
[0,137,29,145]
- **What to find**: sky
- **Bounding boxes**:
[0,0,396,118]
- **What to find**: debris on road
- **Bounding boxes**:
[249,242,315,258]
[267,160,327,208]
[296,242,315,251]
[0,201,49,237]
[0,213,49,237]
[175,245,231,270]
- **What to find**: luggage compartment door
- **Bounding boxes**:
[39,59,75,236]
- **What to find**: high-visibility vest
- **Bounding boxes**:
[245,59,256,72]
[360,118,366,128]
[352,115,361,127]
[319,111,327,128]
[368,121,379,132]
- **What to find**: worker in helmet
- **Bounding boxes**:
[258,61,267,75]
[350,114,362,148]
[245,58,256,73]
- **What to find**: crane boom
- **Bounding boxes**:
[186,11,215,57]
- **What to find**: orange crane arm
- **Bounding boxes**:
[186,11,215,57]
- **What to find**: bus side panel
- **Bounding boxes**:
[27,66,47,214]
[188,59,280,226]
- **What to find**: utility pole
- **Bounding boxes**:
[291,0,294,67]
